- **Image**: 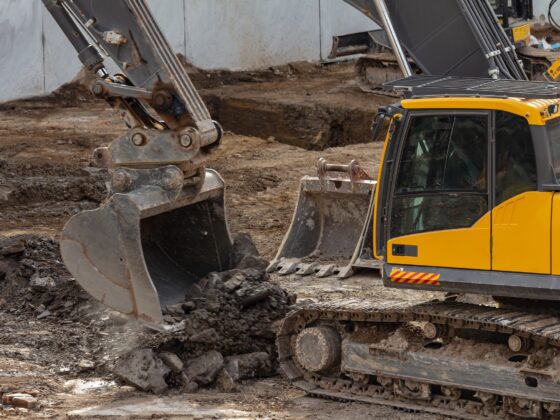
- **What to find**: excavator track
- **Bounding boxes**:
[278,299,560,419]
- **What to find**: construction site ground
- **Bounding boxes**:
[0,62,443,419]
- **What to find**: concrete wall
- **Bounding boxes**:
[0,0,377,102]
[0,2,44,101]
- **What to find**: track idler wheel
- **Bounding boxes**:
[294,326,341,373]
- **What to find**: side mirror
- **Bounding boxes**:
[371,109,388,141]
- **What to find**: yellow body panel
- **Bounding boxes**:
[401,97,560,125]
[386,215,491,270]
[548,58,560,81]
[551,194,560,275]
[512,23,531,43]
[492,192,553,274]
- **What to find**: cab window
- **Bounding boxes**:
[547,118,560,184]
[391,114,488,238]
[495,111,537,205]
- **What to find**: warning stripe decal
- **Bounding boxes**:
[389,269,441,286]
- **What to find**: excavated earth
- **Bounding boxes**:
[0,63,441,418]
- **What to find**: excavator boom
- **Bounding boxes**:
[43,0,232,329]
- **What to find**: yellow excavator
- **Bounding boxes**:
[278,76,560,418]
[42,0,560,417]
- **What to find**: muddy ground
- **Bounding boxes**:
[0,63,442,418]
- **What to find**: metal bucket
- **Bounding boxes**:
[268,159,381,279]
[60,168,232,329]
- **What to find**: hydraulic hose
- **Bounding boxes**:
[550,0,560,31]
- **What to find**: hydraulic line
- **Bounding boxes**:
[477,0,527,79]
[459,0,503,77]
[550,0,560,31]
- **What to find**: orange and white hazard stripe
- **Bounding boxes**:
[389,269,441,286]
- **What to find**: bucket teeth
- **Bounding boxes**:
[266,260,281,273]
[278,261,299,276]
[336,265,355,279]
[316,264,337,278]
[268,258,354,280]
[295,263,320,276]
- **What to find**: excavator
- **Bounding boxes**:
[41,0,560,418]
[335,0,560,90]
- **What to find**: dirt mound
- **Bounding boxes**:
[0,235,90,320]
[112,233,296,394]
[0,232,295,396]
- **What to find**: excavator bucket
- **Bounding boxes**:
[268,159,381,279]
[60,169,232,329]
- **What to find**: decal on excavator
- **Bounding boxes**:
[389,268,441,286]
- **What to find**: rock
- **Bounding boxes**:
[159,352,183,373]
[113,348,170,394]
[0,187,12,203]
[184,350,224,386]
[163,304,184,317]
[226,352,274,380]
[236,255,269,271]
[223,273,245,292]
[180,374,199,393]
[189,328,219,344]
[2,393,37,409]
[230,233,260,267]
[37,310,51,319]
[0,236,27,256]
[11,394,37,410]
[181,301,196,313]
[30,274,55,290]
[215,368,236,392]
[236,283,275,307]
[78,359,95,371]
[224,357,240,381]
[198,272,225,291]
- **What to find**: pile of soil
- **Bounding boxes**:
[0,235,89,321]
[112,233,296,394]
[0,231,295,398]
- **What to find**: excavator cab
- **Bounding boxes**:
[375,76,560,301]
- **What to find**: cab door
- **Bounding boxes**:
[385,111,491,270]
[491,111,551,274]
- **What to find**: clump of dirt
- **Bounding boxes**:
[112,233,296,394]
[0,235,90,320]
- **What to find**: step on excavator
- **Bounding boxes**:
[42,0,560,418]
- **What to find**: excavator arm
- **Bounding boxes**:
[42,0,233,329]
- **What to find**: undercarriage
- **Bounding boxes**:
[278,299,560,418]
